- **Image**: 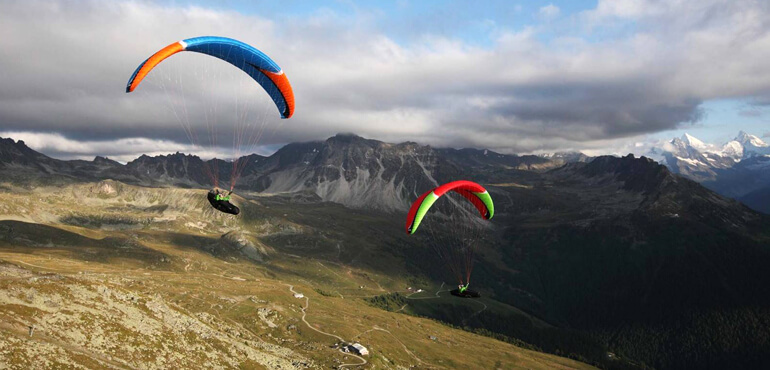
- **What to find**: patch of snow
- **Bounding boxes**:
[720,140,743,159]
[673,156,703,166]
[682,133,709,151]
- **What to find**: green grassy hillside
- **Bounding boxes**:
[0,181,593,369]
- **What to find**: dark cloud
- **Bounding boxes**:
[740,109,764,118]
[1,0,770,160]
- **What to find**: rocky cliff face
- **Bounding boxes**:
[0,134,582,212]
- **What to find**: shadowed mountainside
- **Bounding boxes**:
[2,134,770,369]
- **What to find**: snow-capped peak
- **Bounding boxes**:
[663,132,769,161]
[681,133,708,151]
[720,140,743,159]
[734,131,770,158]
[736,131,768,148]
[666,136,704,158]
[640,130,769,190]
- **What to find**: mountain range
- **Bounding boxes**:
[0,134,574,212]
[5,130,767,215]
[2,133,770,368]
[645,131,770,213]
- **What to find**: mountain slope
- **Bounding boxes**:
[646,131,770,213]
[740,185,770,214]
[0,181,595,369]
[3,134,770,369]
[1,134,578,212]
[489,155,770,369]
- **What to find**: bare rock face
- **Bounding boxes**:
[220,231,268,262]
[0,134,581,211]
[245,134,571,212]
[90,180,119,196]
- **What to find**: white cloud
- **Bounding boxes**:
[0,0,770,160]
[0,131,252,163]
[590,0,663,19]
[539,4,561,20]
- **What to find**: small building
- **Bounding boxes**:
[349,343,369,356]
[416,289,423,293]
[293,293,304,299]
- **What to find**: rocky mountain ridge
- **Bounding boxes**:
[0,134,577,211]
[645,131,770,213]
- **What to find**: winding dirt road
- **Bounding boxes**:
[405,282,448,300]
[285,284,367,368]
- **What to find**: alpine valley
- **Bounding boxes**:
[1,133,769,369]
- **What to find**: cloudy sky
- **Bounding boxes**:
[1,0,770,162]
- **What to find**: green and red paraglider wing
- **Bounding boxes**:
[405,180,494,234]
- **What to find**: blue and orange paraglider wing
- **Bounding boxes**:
[126,36,294,119]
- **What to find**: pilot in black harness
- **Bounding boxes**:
[207,189,240,215]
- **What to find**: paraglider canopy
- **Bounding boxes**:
[126,36,294,119]
[124,35,295,193]
[405,180,494,295]
[405,180,494,235]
